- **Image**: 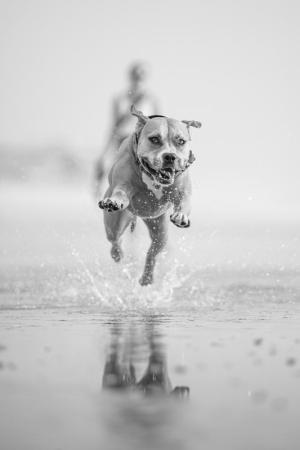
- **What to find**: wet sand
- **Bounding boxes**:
[0,184,300,450]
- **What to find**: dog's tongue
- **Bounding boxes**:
[159,167,175,183]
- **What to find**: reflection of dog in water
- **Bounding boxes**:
[98,105,201,286]
[102,324,189,398]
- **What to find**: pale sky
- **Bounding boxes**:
[1,0,299,217]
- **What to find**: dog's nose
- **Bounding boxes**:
[163,153,176,164]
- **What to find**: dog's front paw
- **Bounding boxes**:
[98,198,124,212]
[139,272,153,286]
[170,212,190,228]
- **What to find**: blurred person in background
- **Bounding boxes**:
[94,61,160,196]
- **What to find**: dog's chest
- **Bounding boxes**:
[129,173,173,218]
[141,172,164,200]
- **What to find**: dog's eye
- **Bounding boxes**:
[149,136,160,145]
[177,138,186,146]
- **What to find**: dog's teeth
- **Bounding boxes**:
[160,169,174,180]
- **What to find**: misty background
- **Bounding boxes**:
[0,0,299,220]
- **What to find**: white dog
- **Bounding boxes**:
[99,105,201,285]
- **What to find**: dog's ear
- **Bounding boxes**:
[182,120,202,129]
[131,104,148,125]
[131,105,149,141]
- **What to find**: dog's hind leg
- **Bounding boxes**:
[104,209,133,262]
[139,214,168,286]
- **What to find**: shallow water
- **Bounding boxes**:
[0,185,300,450]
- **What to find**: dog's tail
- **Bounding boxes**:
[130,217,137,233]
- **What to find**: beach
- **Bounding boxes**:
[1,184,300,450]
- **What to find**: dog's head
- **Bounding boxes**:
[131,105,201,186]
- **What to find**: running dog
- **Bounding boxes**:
[98,105,201,285]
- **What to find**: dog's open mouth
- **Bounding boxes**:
[141,158,175,185]
[158,167,175,184]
